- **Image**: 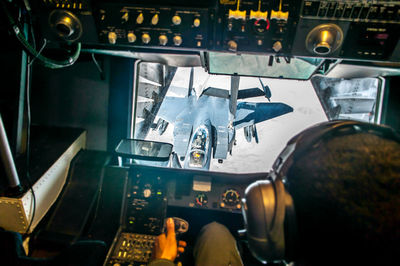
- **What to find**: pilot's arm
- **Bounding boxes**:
[149,218,186,266]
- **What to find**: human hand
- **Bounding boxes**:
[153,218,187,261]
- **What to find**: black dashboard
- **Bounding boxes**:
[31,0,400,63]
[123,164,265,216]
[100,163,266,265]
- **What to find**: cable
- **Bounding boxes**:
[1,0,81,69]
[24,45,36,236]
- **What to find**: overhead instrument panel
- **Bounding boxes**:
[29,0,400,62]
[294,0,400,61]
[93,2,210,49]
[215,0,301,54]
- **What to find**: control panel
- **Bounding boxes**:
[104,168,167,266]
[215,0,300,54]
[295,1,400,60]
[94,3,209,49]
[30,0,400,63]
[107,232,156,265]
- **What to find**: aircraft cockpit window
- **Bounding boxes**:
[191,126,208,151]
[133,62,328,173]
[311,76,385,123]
[133,62,386,173]
[208,52,326,80]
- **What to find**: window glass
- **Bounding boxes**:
[133,62,329,173]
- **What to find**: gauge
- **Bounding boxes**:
[221,189,241,208]
[253,19,270,34]
[195,193,208,207]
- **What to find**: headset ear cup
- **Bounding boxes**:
[283,189,297,261]
[243,178,288,263]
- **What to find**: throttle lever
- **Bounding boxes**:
[163,217,189,237]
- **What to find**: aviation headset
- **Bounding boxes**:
[241,120,400,264]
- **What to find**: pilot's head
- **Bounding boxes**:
[242,120,400,265]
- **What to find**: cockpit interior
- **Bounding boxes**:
[1,0,400,265]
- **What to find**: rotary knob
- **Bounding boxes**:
[193,18,200,27]
[143,189,152,198]
[108,31,117,44]
[127,32,136,43]
[173,35,182,46]
[159,35,168,46]
[227,40,238,51]
[172,15,182,25]
[121,12,129,23]
[142,33,151,44]
[272,41,282,52]
[136,13,144,24]
[151,14,159,25]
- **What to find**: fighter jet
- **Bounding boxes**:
[154,68,293,170]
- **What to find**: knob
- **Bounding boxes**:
[121,12,129,23]
[151,14,159,25]
[159,35,168,46]
[227,40,238,51]
[193,18,200,27]
[143,189,152,198]
[108,31,117,44]
[173,35,182,46]
[136,13,144,24]
[127,32,136,43]
[272,41,282,52]
[142,33,151,44]
[172,15,182,25]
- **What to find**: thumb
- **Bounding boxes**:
[166,218,176,241]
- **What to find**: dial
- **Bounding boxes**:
[221,189,241,208]
[252,19,270,34]
[143,188,152,198]
[172,15,182,25]
[195,193,208,207]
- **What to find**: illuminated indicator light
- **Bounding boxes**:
[129,220,134,224]
[157,191,162,195]
[79,3,82,9]
[56,3,59,7]
[220,202,225,207]
[73,3,76,9]
[67,4,70,8]
[197,41,201,47]
[61,4,64,8]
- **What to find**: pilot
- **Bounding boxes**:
[150,120,400,266]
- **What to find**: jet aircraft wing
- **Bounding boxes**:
[233,102,293,129]
[156,95,191,124]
